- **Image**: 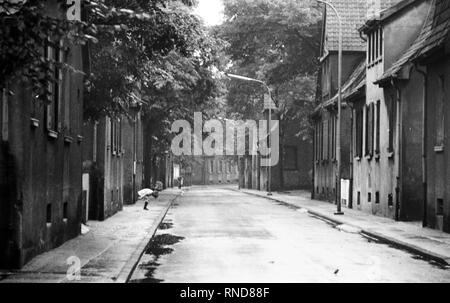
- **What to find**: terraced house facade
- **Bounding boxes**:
[0,0,85,268]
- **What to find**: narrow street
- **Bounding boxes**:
[130,187,450,283]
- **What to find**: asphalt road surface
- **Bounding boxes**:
[130,186,450,283]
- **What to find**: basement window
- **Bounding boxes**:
[63,202,68,220]
[388,194,394,207]
[46,204,52,225]
[437,199,444,216]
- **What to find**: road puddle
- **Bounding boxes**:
[130,220,184,283]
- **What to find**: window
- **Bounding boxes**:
[1,88,8,142]
[210,160,214,173]
[388,95,396,153]
[63,202,68,220]
[331,116,337,160]
[46,204,52,224]
[357,192,361,205]
[110,118,115,155]
[110,119,122,156]
[437,199,444,216]
[388,194,394,207]
[355,108,363,158]
[318,121,323,161]
[368,192,372,203]
[365,103,375,157]
[375,192,380,204]
[375,100,381,154]
[436,75,445,147]
[323,120,329,160]
[45,40,64,133]
[368,28,383,66]
[284,146,298,170]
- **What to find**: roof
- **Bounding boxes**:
[415,0,450,59]
[321,0,368,53]
[376,0,435,84]
[376,0,450,84]
[314,59,366,112]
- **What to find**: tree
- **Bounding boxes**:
[215,0,321,188]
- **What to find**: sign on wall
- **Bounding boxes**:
[66,0,81,21]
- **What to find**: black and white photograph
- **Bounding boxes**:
[1,0,450,289]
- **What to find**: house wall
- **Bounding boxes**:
[321,53,366,101]
[0,24,84,268]
[352,1,429,220]
[398,67,425,221]
[353,49,397,218]
[82,117,125,221]
[313,108,351,202]
[122,112,144,205]
[383,0,431,70]
[425,57,450,232]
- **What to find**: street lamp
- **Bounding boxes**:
[227,73,274,196]
[315,0,344,215]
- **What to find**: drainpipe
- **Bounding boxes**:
[392,79,402,221]
[348,101,355,209]
[312,121,316,199]
[416,64,428,228]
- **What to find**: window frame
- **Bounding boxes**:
[45,39,64,136]
[368,27,383,68]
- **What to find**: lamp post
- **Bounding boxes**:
[227,73,274,196]
[315,0,344,215]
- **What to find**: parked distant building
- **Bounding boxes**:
[193,156,239,185]
[0,0,85,268]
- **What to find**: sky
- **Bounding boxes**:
[193,0,225,26]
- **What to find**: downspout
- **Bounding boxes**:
[416,64,428,228]
[348,101,355,209]
[312,120,316,199]
[392,78,402,221]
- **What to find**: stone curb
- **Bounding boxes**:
[114,190,184,283]
[233,188,450,266]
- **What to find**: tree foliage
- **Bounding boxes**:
[0,0,226,156]
[215,0,321,139]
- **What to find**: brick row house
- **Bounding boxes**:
[354,0,433,221]
[0,1,85,268]
[239,112,313,192]
[82,94,145,221]
[315,0,450,233]
[412,0,450,231]
[0,1,148,268]
[312,0,369,202]
[190,156,239,186]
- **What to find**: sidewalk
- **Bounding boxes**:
[1,188,182,283]
[234,188,450,265]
